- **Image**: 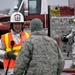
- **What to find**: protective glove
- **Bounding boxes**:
[61,35,68,43]
[4,52,16,60]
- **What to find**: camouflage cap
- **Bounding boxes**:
[30,18,43,32]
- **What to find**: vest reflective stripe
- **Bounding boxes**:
[4,33,21,55]
[25,32,30,38]
[21,32,30,42]
[6,46,21,53]
[2,32,30,69]
[4,32,30,55]
[5,33,9,48]
[14,52,19,55]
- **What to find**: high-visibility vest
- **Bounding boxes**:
[1,32,30,69]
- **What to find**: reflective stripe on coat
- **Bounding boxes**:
[1,32,30,68]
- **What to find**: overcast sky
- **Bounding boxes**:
[0,0,15,10]
[0,0,68,10]
[48,0,68,6]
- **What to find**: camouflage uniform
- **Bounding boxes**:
[13,18,65,75]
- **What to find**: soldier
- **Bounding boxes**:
[13,18,65,75]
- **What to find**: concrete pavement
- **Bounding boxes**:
[0,60,74,75]
[0,69,73,75]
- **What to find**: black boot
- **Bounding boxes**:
[0,61,3,69]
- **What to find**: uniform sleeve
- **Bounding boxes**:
[0,39,6,58]
[13,40,32,75]
[56,43,65,75]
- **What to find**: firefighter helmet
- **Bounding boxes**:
[10,12,24,23]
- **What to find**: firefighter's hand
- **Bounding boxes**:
[61,35,68,42]
[4,52,16,60]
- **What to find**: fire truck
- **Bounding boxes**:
[0,0,75,60]
[0,0,48,37]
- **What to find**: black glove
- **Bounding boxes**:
[61,35,68,42]
[5,52,16,60]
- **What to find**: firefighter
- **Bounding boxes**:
[61,27,75,68]
[0,12,30,75]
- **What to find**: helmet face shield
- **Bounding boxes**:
[10,12,24,23]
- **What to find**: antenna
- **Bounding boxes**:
[18,0,24,11]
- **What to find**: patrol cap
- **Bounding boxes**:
[30,18,43,32]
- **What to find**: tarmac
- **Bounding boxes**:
[0,60,75,75]
[0,69,73,75]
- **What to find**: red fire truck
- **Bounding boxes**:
[0,0,48,38]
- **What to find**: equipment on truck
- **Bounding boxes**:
[61,27,75,68]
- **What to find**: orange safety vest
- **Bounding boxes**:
[1,32,30,69]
